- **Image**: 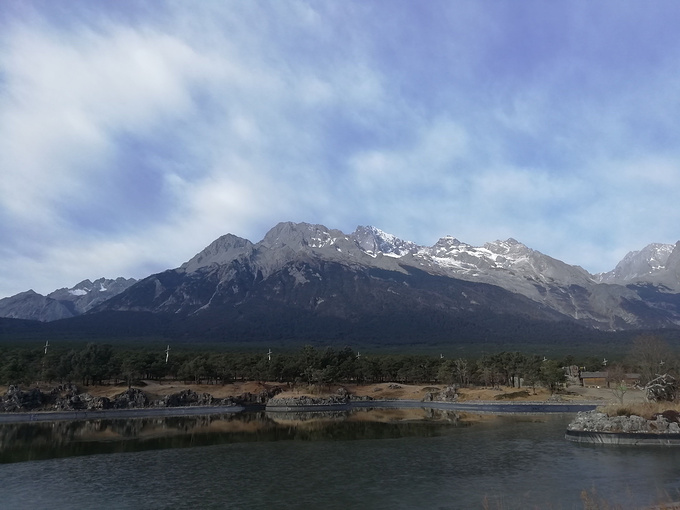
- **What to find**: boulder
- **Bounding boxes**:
[85,396,112,410]
[162,389,221,407]
[568,410,680,434]
[423,386,458,402]
[1,385,46,411]
[267,394,350,407]
[112,388,149,408]
[233,387,283,405]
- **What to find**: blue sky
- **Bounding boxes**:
[2,1,680,298]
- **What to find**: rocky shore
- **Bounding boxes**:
[0,382,604,423]
[266,387,373,411]
[566,409,680,445]
[266,384,459,410]
[568,409,680,434]
[0,384,282,413]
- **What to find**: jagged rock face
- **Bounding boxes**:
[5,221,680,333]
[600,243,674,282]
[0,277,136,322]
[181,234,254,274]
[353,225,419,257]
[89,221,680,332]
[0,290,74,322]
[597,242,680,291]
[665,242,680,283]
[47,277,138,314]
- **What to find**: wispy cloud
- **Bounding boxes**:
[2,1,680,297]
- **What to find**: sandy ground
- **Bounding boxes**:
[566,384,646,403]
[79,380,646,405]
[274,381,647,404]
[83,380,271,400]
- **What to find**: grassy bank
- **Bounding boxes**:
[597,401,680,420]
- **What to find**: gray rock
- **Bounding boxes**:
[267,394,350,407]
[1,385,45,411]
[232,387,283,405]
[162,389,222,407]
[112,388,149,408]
[423,386,458,402]
[567,410,680,434]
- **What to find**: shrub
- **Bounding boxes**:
[599,402,680,420]
[494,390,530,400]
[660,409,680,424]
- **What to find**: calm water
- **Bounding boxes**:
[1,409,680,509]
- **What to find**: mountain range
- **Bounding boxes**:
[3,222,680,346]
[0,278,137,322]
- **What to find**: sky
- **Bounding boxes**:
[2,1,680,298]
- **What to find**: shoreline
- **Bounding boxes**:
[266,399,600,414]
[0,405,247,424]
[565,408,680,445]
[565,429,680,446]
[0,399,601,424]
[2,380,630,424]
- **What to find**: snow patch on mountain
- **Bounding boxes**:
[8,220,680,330]
[353,225,419,257]
[596,242,679,289]
[0,277,137,321]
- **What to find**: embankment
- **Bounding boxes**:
[566,410,680,445]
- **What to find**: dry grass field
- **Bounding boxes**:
[76,379,648,405]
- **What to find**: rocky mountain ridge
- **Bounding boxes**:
[92,222,680,332]
[0,277,137,322]
[3,222,680,336]
[596,242,680,287]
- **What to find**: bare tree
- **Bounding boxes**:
[645,374,677,402]
[607,363,628,404]
[454,358,470,386]
[627,335,675,385]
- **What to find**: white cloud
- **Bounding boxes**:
[0,20,214,226]
[350,118,469,191]
[3,2,680,298]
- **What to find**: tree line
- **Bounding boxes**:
[0,335,674,390]
[0,344,588,389]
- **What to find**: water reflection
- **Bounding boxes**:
[0,408,473,464]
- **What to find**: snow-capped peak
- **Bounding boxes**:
[597,242,677,285]
[352,225,419,257]
[483,238,530,256]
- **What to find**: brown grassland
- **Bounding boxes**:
[73,379,650,406]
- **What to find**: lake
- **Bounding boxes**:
[1,408,680,509]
